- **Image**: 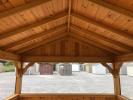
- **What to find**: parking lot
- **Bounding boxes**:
[0,72,133,100]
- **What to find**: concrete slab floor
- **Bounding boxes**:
[0,72,133,100]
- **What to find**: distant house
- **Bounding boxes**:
[92,64,108,75]
[82,63,93,73]
[71,63,80,71]
[56,63,81,72]
[119,63,133,76]
[58,63,72,76]
[120,65,127,75]
[23,62,133,76]
[24,63,39,75]
[39,63,53,75]
[24,63,54,75]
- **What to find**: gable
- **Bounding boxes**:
[22,37,114,57]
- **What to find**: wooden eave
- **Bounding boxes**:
[0,0,132,62]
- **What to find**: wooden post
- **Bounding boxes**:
[113,74,121,95]
[112,62,123,95]
[14,61,23,94]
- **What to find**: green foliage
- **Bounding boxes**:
[3,62,15,72]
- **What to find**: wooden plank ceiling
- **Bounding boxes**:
[0,0,133,61]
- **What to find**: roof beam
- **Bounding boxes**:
[72,13,133,47]
[115,53,133,62]
[67,0,72,32]
[11,31,67,53]
[15,32,68,54]
[21,56,113,62]
[68,36,111,53]
[69,33,120,55]
[0,50,20,61]
[0,12,67,40]
[0,0,51,19]
[70,25,132,53]
[88,0,133,18]
[3,24,67,51]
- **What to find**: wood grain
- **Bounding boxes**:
[20,94,117,100]
[0,50,20,61]
[6,94,128,100]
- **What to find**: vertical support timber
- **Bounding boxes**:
[112,62,123,95]
[113,74,121,95]
[14,61,23,94]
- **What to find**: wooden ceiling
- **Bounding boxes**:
[0,0,133,62]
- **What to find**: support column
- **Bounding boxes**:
[113,74,121,95]
[112,62,123,95]
[14,62,23,94]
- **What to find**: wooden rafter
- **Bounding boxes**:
[115,53,133,62]
[88,0,133,18]
[72,13,133,47]
[0,50,20,61]
[0,0,51,19]
[3,24,67,51]
[67,0,72,32]
[68,36,113,54]
[69,33,120,55]
[14,31,67,54]
[68,37,89,48]
[16,32,68,54]
[37,35,69,46]
[21,56,113,62]
[70,25,132,53]
[0,12,67,40]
